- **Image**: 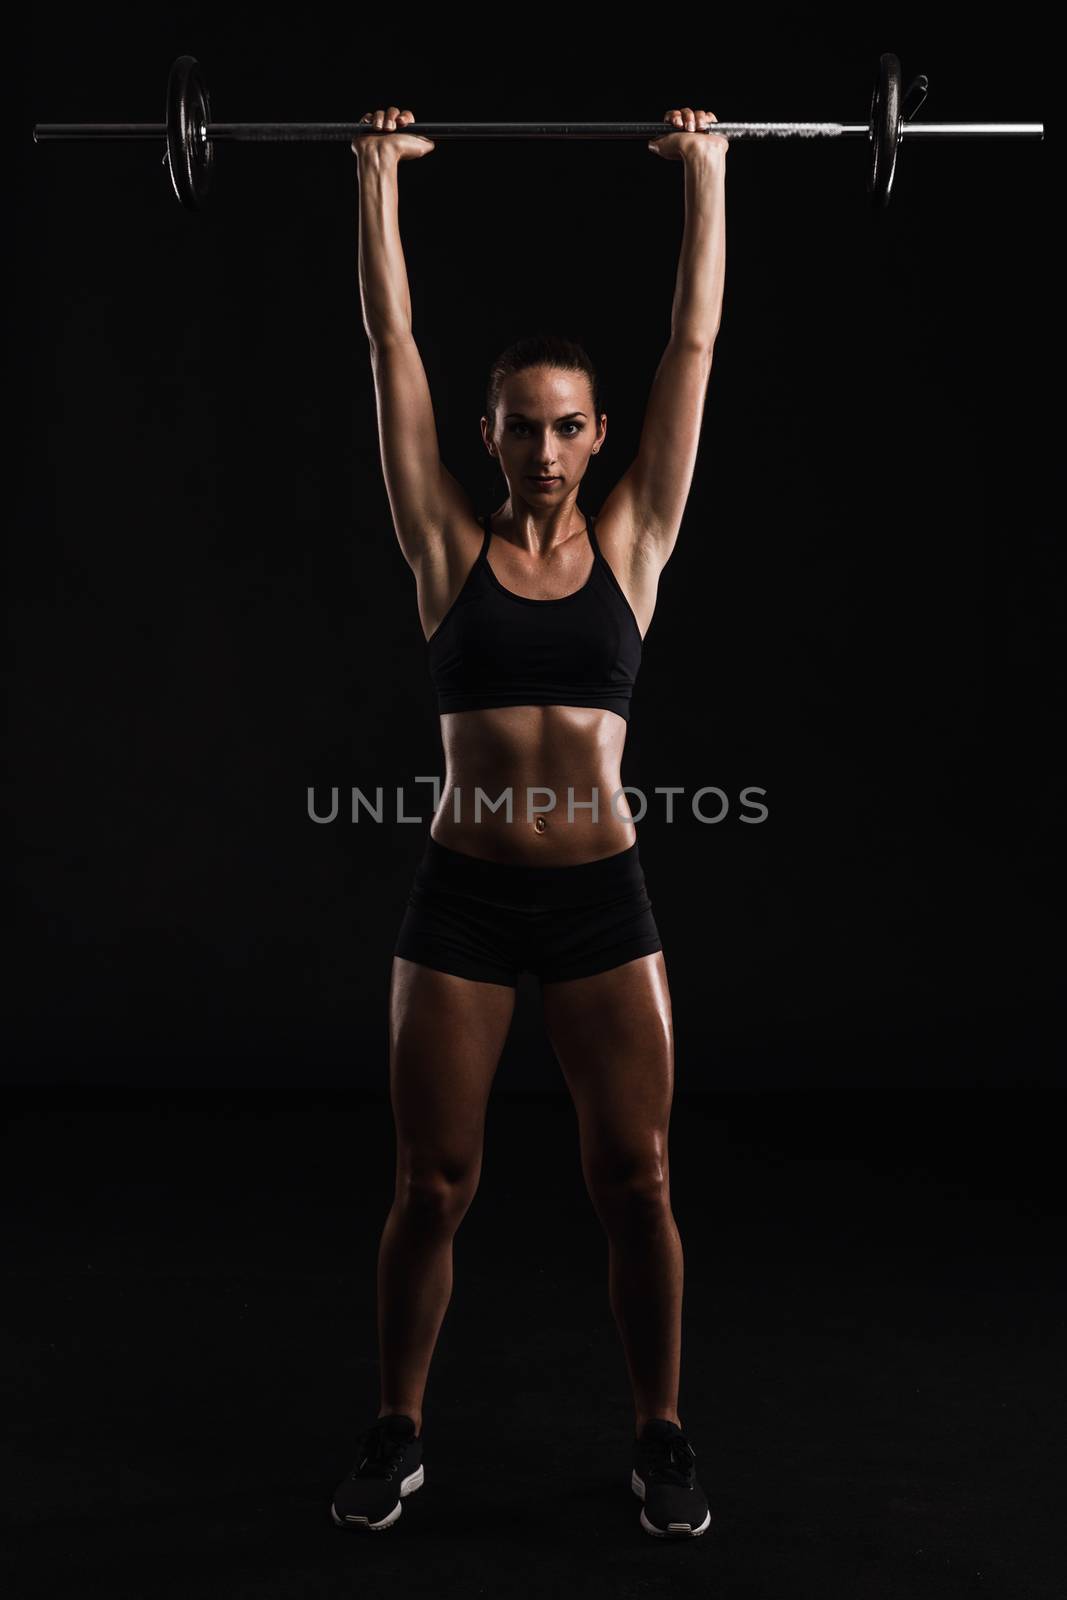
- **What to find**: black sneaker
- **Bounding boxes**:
[330,1414,424,1531]
[631,1418,711,1538]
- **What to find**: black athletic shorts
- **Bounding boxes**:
[393,834,663,987]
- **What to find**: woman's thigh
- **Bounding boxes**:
[540,951,674,1192]
[388,955,517,1188]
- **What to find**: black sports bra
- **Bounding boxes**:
[427,512,644,722]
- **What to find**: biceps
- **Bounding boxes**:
[632,340,715,535]
[370,335,448,550]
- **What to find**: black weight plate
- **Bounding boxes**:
[868,52,902,208]
[166,55,213,210]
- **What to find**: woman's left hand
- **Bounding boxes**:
[648,107,728,162]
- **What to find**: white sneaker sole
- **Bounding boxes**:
[632,1467,712,1537]
[331,1463,425,1531]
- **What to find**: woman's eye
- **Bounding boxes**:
[508,422,581,436]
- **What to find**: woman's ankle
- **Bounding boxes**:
[379,1407,422,1434]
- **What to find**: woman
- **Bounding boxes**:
[331,101,726,1540]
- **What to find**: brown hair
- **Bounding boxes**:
[485,332,602,432]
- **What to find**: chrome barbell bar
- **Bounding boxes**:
[31,53,1045,212]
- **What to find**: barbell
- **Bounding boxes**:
[32,52,1043,213]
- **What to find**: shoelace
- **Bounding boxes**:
[349,1421,410,1480]
[641,1434,696,1487]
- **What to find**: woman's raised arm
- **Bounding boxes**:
[599,109,727,569]
[354,111,471,568]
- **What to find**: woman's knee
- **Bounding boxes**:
[586,1152,671,1230]
[395,1160,481,1228]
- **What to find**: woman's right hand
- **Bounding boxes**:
[352,107,435,161]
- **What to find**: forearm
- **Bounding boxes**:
[355,146,413,344]
[670,151,726,348]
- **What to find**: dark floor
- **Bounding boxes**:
[2,1086,1063,1600]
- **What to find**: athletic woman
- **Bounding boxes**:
[331,102,726,1539]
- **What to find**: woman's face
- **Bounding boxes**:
[483,365,605,504]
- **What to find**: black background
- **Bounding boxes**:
[8,6,1058,1090]
[4,9,1063,1599]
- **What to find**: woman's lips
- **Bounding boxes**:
[528,476,560,489]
